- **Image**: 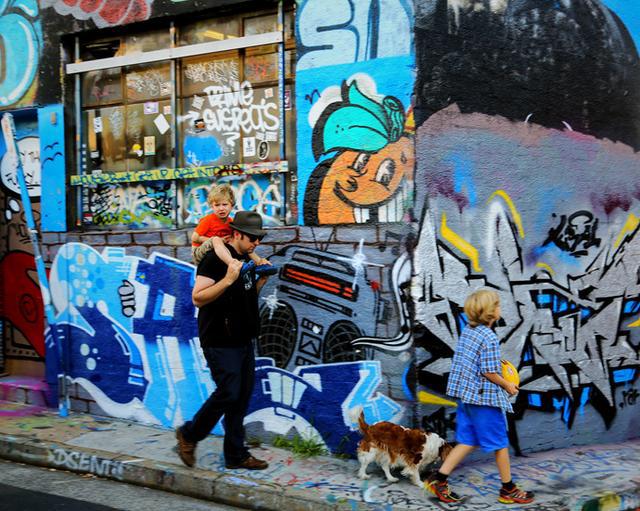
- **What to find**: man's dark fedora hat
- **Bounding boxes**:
[231,211,267,237]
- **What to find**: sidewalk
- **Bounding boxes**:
[1,401,639,511]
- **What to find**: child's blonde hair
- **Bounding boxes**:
[208,184,235,206]
[464,289,500,327]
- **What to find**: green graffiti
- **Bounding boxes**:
[313,81,406,159]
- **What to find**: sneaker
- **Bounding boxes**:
[254,264,278,276]
[225,455,268,470]
[240,260,256,277]
[424,476,462,504]
[175,428,197,467]
[499,485,534,504]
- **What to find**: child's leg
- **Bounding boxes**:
[193,236,231,265]
[495,447,511,483]
[425,446,470,503]
[192,243,209,265]
[438,402,478,475]
[496,446,534,504]
[210,236,234,265]
[438,443,476,475]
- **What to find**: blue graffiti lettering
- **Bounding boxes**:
[0,0,41,106]
[297,0,413,70]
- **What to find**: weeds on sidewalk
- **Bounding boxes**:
[273,434,328,458]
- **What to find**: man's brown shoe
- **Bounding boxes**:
[225,455,268,470]
[175,428,196,467]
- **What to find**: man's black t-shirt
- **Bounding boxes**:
[196,244,259,348]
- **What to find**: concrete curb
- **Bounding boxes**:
[0,433,404,511]
[2,429,639,511]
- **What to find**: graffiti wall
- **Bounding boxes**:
[46,242,403,454]
[0,0,42,108]
[2,0,637,459]
[296,0,415,225]
[412,0,640,452]
[181,58,281,167]
[0,109,45,368]
[40,0,153,27]
[184,174,285,226]
[83,181,176,229]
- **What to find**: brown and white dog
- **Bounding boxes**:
[355,410,452,487]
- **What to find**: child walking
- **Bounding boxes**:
[425,289,534,505]
[191,184,274,275]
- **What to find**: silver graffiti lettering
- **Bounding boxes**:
[48,447,124,479]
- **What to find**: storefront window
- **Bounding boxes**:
[74,6,295,230]
[83,106,127,173]
[179,16,241,45]
[82,68,123,107]
[125,63,172,102]
[81,62,174,174]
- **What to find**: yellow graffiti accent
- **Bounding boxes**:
[417,391,458,407]
[404,107,415,134]
[441,213,483,272]
[613,213,639,249]
[628,317,640,328]
[487,190,525,238]
[535,262,555,276]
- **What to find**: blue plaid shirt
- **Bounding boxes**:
[446,325,513,412]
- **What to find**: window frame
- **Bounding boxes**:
[67,4,295,231]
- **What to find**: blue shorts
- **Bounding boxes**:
[456,402,509,452]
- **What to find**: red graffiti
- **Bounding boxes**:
[0,251,45,357]
[55,0,151,27]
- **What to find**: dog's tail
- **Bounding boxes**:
[349,406,369,433]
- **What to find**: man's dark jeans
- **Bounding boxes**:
[180,343,255,464]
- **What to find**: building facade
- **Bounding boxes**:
[0,0,638,455]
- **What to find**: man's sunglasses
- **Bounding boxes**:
[244,233,264,242]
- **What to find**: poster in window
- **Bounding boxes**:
[144,101,158,115]
[144,136,156,156]
[243,137,256,157]
[83,106,127,174]
[154,114,170,135]
[127,101,173,172]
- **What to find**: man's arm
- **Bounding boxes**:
[192,259,242,307]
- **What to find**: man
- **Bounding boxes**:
[176,211,272,470]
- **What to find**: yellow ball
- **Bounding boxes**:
[501,359,520,387]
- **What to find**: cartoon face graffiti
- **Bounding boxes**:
[316,137,413,224]
[304,81,414,225]
[0,136,41,198]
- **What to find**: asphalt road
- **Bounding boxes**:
[0,483,115,510]
[0,458,243,510]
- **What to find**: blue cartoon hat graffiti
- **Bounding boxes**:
[312,80,406,160]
